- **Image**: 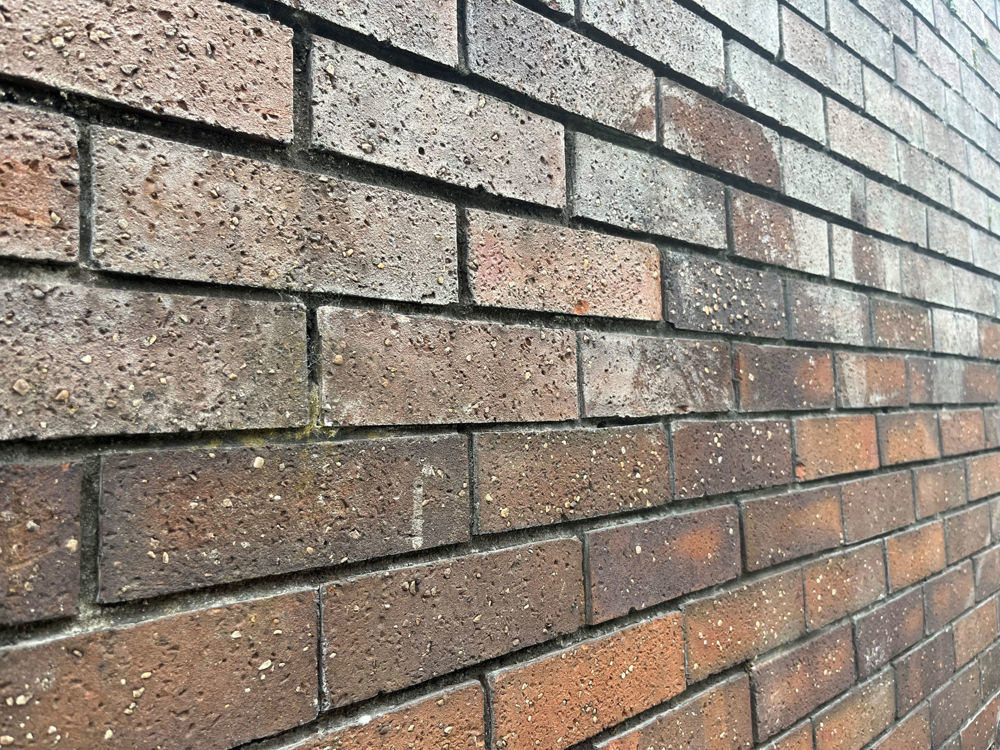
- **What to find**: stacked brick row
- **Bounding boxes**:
[4,0,1000,748]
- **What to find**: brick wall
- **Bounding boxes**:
[3,0,1000,747]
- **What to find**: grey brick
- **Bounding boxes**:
[953,267,996,315]
[780,138,865,219]
[691,0,780,53]
[860,180,927,246]
[968,146,1000,198]
[915,17,961,88]
[934,309,980,357]
[730,190,830,276]
[946,88,989,145]
[928,208,974,264]
[827,99,899,179]
[780,7,864,106]
[950,175,991,230]
[831,225,902,293]
[862,66,923,145]
[787,280,871,346]
[786,0,826,25]
[896,45,946,116]
[901,250,956,306]
[859,0,916,47]
[923,108,968,171]
[972,228,1000,271]
[829,0,895,74]
[898,141,951,205]
[960,63,998,126]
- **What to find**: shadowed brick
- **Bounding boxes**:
[730,191,829,276]
[794,415,879,481]
[854,591,924,677]
[804,542,887,628]
[895,631,955,715]
[743,487,843,570]
[887,522,946,590]
[787,280,871,346]
[836,353,907,408]
[814,672,895,750]
[841,471,915,543]
[735,344,835,412]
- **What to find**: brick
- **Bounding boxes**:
[578,0,725,89]
[872,299,932,351]
[860,0,916,47]
[318,308,576,426]
[861,182,927,246]
[730,191,830,276]
[854,591,924,677]
[467,209,660,320]
[685,569,805,681]
[933,309,980,357]
[914,461,967,518]
[787,280,871,346]
[930,664,981,745]
[862,67,923,145]
[950,176,991,231]
[982,320,1000,360]
[323,540,583,706]
[0,281,307,441]
[780,6,863,105]
[787,0,825,24]
[0,104,77,263]
[985,408,1000,447]
[743,486,843,570]
[841,471,916,543]
[827,99,899,178]
[781,138,865,218]
[836,353,908,409]
[896,46,946,116]
[895,631,955,715]
[899,143,950,205]
[908,358,965,405]
[954,598,998,667]
[878,412,942,465]
[673,419,793,499]
[829,0,894,73]
[581,333,732,418]
[975,545,1000,600]
[291,683,483,750]
[659,81,781,186]
[922,107,966,171]
[0,592,318,747]
[830,226,902,294]
[814,672,895,750]
[794,415,879,481]
[99,436,469,601]
[466,0,655,138]
[311,38,564,207]
[981,641,1000,697]
[0,462,81,625]
[928,208,974,264]
[695,0,779,52]
[0,0,293,139]
[735,344,834,412]
[489,614,685,750]
[961,692,1000,750]
[761,722,815,750]
[946,504,992,563]
[962,362,1000,403]
[900,252,955,307]
[474,425,670,533]
[586,505,739,623]
[597,674,753,750]
[924,562,976,631]
[969,452,1000,499]
[940,409,987,456]
[953,267,995,316]
[804,542,887,628]
[93,129,458,302]
[664,252,785,337]
[752,624,856,739]
[728,42,824,142]
[871,707,930,750]
[573,134,726,247]
[887,522,946,590]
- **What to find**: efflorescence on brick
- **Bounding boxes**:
[5,0,1000,748]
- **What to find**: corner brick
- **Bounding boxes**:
[794,415,879,481]
[886,521,946,590]
[786,280,871,346]
[743,486,843,570]
[924,562,976,632]
[945,504,992,563]
[830,226,902,293]
[729,190,829,276]
[854,591,923,677]
[841,471,915,543]
[939,408,987,456]
[803,542,886,628]
[814,672,895,750]
[877,412,941,465]
[872,299,932,351]
[895,631,955,715]
[914,460,966,518]
[735,344,834,412]
[835,353,907,408]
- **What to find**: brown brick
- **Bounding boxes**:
[743,486,843,570]
[311,38,564,207]
[99,436,469,601]
[946,504,992,563]
[587,505,740,623]
[685,569,805,681]
[730,190,830,276]
[0,281,307,441]
[871,707,930,750]
[961,692,1000,750]
[963,362,1000,404]
[582,333,732,418]
[323,540,584,707]
[854,590,924,677]
[665,252,785,337]
[878,412,941,465]
[872,299,932,351]
[735,344,835,412]
[908,358,961,405]
[752,624,856,739]
[986,408,1000,448]
[895,631,955,715]
[835,353,908,409]
[980,640,1000,697]
[475,425,670,533]
[980,319,1000,360]
[0,462,81,625]
[841,471,915,543]
[0,0,293,139]
[804,542,886,629]
[92,129,458,302]
[914,461,967,518]
[489,614,685,750]
[886,522,946,591]
[318,308,576,426]
[954,598,999,666]
[672,419,793,499]
[940,409,987,456]
[924,562,976,632]
[969,452,1000,500]
[814,671,895,750]
[761,722,814,750]
[787,279,871,346]
[830,225,901,293]
[0,592,318,747]
[794,415,879,481]
[467,210,660,320]
[930,664,981,746]
[0,104,78,262]
[597,674,753,750]
[975,545,1000,600]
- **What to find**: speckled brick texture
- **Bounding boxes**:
[6,0,1000,748]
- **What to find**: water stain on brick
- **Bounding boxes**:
[730,191,829,275]
[735,344,834,411]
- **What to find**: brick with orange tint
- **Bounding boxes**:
[742,486,843,570]
[814,671,894,750]
[945,504,991,563]
[886,521,946,590]
[924,562,975,632]
[841,471,915,543]
[953,597,998,666]
[794,415,879,480]
[877,412,941,465]
[961,692,1000,750]
[761,722,814,750]
[914,460,966,518]
[835,352,907,408]
[871,707,930,750]
[803,542,886,629]
[930,664,981,746]
[939,408,986,456]
[968,452,1000,500]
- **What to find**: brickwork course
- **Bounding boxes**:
[6,0,1000,748]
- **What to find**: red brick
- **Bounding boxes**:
[598,674,753,750]
[0,0,293,139]
[841,471,915,543]
[761,722,814,750]
[99,436,470,601]
[794,415,879,480]
[752,624,856,739]
[787,279,871,346]
[835,353,908,408]
[475,425,670,533]
[489,614,685,750]
[92,129,458,302]
[467,210,660,320]
[803,542,886,629]
[0,462,81,625]
[969,452,1000,500]
[673,419,793,499]
[581,333,733,418]
[982,641,1000,697]
[872,299,932,351]
[735,344,835,412]
[975,545,1000,600]
[871,707,930,750]
[0,104,77,262]
[924,562,976,632]
[0,281,307,441]
[914,461,967,518]
[854,590,924,677]
[886,521,946,590]
[318,308,576,426]
[685,569,805,681]
[940,409,987,456]
[930,664,981,746]
[980,319,1000,360]
[730,191,830,275]
[322,540,584,707]
[878,412,942,465]
[953,598,999,666]
[895,632,955,715]
[742,486,844,571]
[960,692,1000,750]
[814,671,895,750]
[963,362,1000,403]
[0,592,318,747]
[946,504,992,563]
[586,505,739,623]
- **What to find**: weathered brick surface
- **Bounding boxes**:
[924,562,976,632]
[872,708,931,750]
[827,99,899,178]
[945,504,992,563]
[969,452,1000,500]
[872,299,933,351]
[975,545,1000,600]
[803,541,887,628]
[836,352,908,408]
[895,631,955,715]
[735,344,834,412]
[730,190,830,275]
[914,460,967,518]
[743,486,843,570]
[787,280,871,346]
[814,672,895,750]
[887,521,946,590]
[794,415,879,481]
[930,664,981,745]
[780,5,863,105]
[939,408,987,456]
[841,471,916,542]
[780,138,865,218]
[878,412,942,465]
[830,226,902,293]
[854,590,924,676]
